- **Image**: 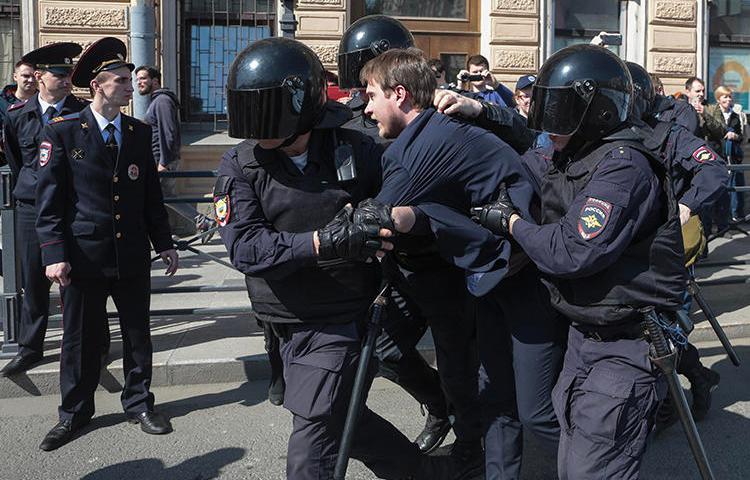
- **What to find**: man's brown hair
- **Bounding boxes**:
[359,47,437,110]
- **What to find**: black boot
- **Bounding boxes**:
[687,365,720,421]
[654,394,679,435]
[414,410,452,454]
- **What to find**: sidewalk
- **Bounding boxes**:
[1,233,749,398]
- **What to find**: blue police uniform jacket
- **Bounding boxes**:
[653,95,700,136]
[645,119,728,214]
[216,127,385,324]
[374,107,536,295]
[3,93,88,202]
[517,134,686,326]
[35,105,173,279]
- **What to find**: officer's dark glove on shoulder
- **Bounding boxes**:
[471,185,519,237]
[318,204,383,261]
[353,198,395,231]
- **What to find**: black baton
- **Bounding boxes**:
[333,285,390,480]
[642,307,715,480]
[687,276,741,367]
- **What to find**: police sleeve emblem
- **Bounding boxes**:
[577,197,612,240]
[214,195,230,226]
[692,146,715,164]
[39,141,52,167]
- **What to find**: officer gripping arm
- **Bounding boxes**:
[477,146,661,279]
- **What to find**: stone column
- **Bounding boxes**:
[294,0,348,71]
[486,0,540,90]
[647,0,698,95]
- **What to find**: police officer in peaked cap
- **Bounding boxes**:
[216,36,457,479]
[474,44,687,479]
[35,37,178,451]
[0,42,87,378]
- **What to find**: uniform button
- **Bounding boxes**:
[114,195,120,202]
[115,214,121,220]
[116,232,122,239]
[113,176,119,183]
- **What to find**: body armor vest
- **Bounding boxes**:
[539,136,686,326]
[239,129,381,324]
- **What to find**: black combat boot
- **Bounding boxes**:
[687,365,720,421]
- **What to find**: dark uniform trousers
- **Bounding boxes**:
[16,200,52,356]
[395,263,482,443]
[552,327,666,480]
[279,321,422,480]
[59,274,154,422]
[476,264,565,479]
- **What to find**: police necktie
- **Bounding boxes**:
[105,123,118,164]
[43,106,57,124]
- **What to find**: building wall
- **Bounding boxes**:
[484,0,540,87]
[647,0,699,95]
[294,0,348,71]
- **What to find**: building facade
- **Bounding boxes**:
[2,0,750,172]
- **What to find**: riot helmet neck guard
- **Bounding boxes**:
[528,44,633,143]
[227,37,326,140]
[337,15,414,89]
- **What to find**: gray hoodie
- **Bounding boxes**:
[144,88,181,166]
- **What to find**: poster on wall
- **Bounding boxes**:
[709,46,750,111]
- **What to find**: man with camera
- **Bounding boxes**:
[456,54,514,107]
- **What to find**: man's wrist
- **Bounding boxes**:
[313,230,320,256]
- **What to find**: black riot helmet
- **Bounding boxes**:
[227,37,326,139]
[625,61,656,120]
[528,44,633,141]
[338,15,414,89]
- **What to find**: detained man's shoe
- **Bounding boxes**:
[127,411,173,435]
[414,412,452,454]
[0,352,42,377]
[39,418,88,451]
[654,394,680,435]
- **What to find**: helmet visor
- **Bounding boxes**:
[338,49,377,90]
[527,84,592,136]
[227,85,302,139]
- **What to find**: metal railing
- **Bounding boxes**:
[0,168,253,357]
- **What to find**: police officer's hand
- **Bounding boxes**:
[157,163,168,172]
[678,203,692,226]
[160,248,179,276]
[433,89,482,118]
[46,262,71,287]
[317,204,393,261]
[471,186,519,237]
[353,198,395,233]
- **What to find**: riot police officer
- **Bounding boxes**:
[216,37,455,479]
[337,14,452,453]
[0,43,87,377]
[628,62,725,425]
[474,45,687,479]
[36,37,178,451]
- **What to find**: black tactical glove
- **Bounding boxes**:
[471,185,519,237]
[318,204,383,261]
[353,198,395,232]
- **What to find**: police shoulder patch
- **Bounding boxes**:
[578,197,612,241]
[692,146,716,164]
[214,194,230,227]
[39,141,52,167]
[7,100,27,112]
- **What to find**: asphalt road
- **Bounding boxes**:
[1,338,749,480]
